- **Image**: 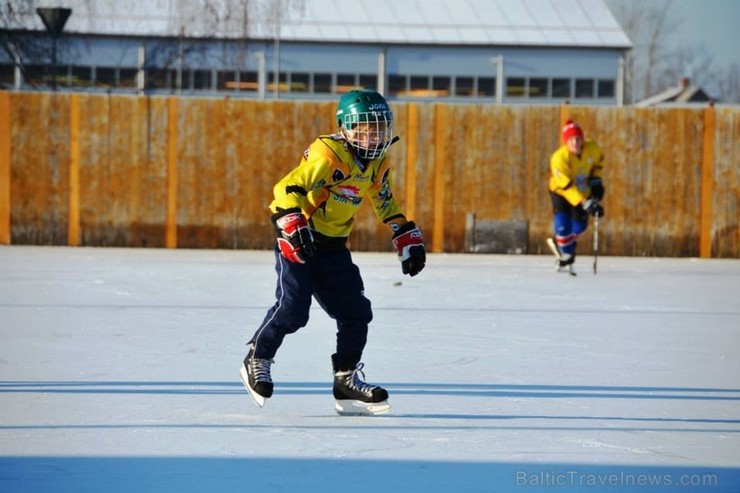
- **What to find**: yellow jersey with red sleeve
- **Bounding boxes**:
[269,134,406,239]
[549,139,604,206]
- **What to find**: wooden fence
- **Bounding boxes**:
[0,91,738,257]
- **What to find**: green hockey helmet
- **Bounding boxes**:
[336,89,394,160]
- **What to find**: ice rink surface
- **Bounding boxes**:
[1,245,739,492]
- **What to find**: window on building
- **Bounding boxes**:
[96,67,117,88]
[455,76,473,96]
[408,75,428,96]
[336,73,356,93]
[552,78,570,98]
[575,78,594,98]
[239,71,258,91]
[388,74,406,97]
[218,71,260,92]
[359,73,377,90]
[89,67,138,88]
[23,64,48,86]
[218,70,238,91]
[267,71,287,92]
[29,59,617,103]
[597,79,615,98]
[290,72,309,93]
[147,68,174,89]
[314,73,332,93]
[410,75,426,90]
[58,66,93,87]
[0,64,13,87]
[432,76,451,97]
[506,77,526,97]
[217,70,234,90]
[529,78,548,98]
[118,68,138,88]
[192,69,212,90]
[478,77,496,97]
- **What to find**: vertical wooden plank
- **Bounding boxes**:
[712,108,740,258]
[431,104,446,253]
[405,103,419,221]
[699,104,715,258]
[166,97,178,248]
[559,101,570,136]
[68,93,80,246]
[0,92,10,244]
[129,96,145,240]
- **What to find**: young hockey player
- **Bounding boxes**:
[547,119,605,274]
[240,89,426,415]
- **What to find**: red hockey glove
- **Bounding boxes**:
[392,221,426,277]
[272,209,315,264]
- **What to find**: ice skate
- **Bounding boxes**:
[546,237,576,276]
[556,254,576,276]
[240,344,274,408]
[332,358,390,416]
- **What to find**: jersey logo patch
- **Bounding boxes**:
[334,185,363,205]
[332,169,346,182]
[337,185,361,197]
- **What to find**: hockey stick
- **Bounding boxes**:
[592,212,600,275]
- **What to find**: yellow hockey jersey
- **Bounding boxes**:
[549,140,604,206]
[270,134,406,239]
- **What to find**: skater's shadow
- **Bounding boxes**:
[379,382,740,401]
[2,380,739,402]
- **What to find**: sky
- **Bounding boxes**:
[1,246,739,492]
[605,0,740,67]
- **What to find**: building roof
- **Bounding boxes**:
[635,78,713,107]
[30,0,631,49]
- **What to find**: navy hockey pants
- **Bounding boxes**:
[551,192,589,256]
[249,244,373,363]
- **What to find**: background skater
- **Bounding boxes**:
[547,119,605,275]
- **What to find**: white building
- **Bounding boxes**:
[1,0,632,105]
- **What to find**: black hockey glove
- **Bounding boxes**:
[272,208,315,264]
[582,198,604,217]
[589,178,605,201]
[392,221,426,277]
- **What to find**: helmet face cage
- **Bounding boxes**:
[336,90,394,160]
[341,110,394,160]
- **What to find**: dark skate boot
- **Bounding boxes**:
[239,344,273,407]
[546,237,576,276]
[332,354,390,416]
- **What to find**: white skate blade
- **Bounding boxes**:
[335,399,391,416]
[557,264,577,276]
[239,366,266,408]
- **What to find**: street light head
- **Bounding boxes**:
[36,8,72,38]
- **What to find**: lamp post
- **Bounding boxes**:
[36,7,72,91]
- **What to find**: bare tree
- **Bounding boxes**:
[144,0,304,94]
[715,64,740,103]
[2,0,306,94]
[0,0,44,87]
[608,0,738,104]
[608,0,684,103]
[1,0,95,89]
